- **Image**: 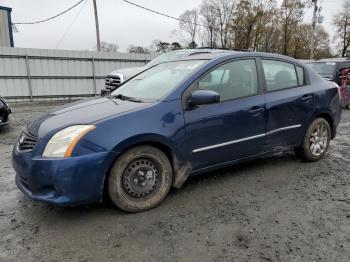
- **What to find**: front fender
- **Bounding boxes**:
[111,133,181,158]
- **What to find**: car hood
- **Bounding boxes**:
[27,97,149,138]
[108,66,148,82]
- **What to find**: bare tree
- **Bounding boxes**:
[197,0,235,48]
[150,40,171,53]
[171,42,183,50]
[313,26,332,59]
[174,0,332,59]
[96,41,118,52]
[251,0,278,51]
[333,0,350,57]
[127,45,151,54]
[179,9,199,48]
[229,0,280,51]
[200,0,219,48]
[212,0,236,48]
[280,0,305,55]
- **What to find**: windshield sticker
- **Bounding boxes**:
[326,62,336,65]
[175,64,200,70]
[175,51,189,55]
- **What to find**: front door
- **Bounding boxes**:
[183,59,266,171]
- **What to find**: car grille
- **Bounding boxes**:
[17,131,39,152]
[105,75,122,90]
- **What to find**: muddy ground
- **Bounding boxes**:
[0,102,349,262]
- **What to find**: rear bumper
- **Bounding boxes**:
[13,149,117,206]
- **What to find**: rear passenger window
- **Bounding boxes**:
[296,66,305,85]
[262,60,298,91]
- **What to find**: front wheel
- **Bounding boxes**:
[108,145,172,212]
[294,118,331,162]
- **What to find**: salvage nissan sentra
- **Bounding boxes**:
[12,52,342,212]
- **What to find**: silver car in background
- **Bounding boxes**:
[102,49,233,94]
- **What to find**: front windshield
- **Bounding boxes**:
[308,62,336,75]
[111,60,206,100]
[147,50,194,67]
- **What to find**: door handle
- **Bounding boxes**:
[301,95,313,102]
[249,107,264,116]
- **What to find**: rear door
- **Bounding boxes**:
[261,59,315,150]
[183,58,266,170]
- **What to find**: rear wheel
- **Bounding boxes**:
[108,145,172,212]
[294,118,331,162]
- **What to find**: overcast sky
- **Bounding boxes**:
[0,0,344,52]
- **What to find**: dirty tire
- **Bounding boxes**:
[108,145,172,212]
[294,118,331,162]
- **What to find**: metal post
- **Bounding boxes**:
[310,0,318,60]
[93,0,101,51]
[92,57,97,95]
[25,55,33,101]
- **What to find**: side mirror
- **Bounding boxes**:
[188,90,220,106]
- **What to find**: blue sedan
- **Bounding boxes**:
[12,52,342,212]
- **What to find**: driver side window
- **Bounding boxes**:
[197,59,258,102]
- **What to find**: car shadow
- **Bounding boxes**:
[16,150,304,220]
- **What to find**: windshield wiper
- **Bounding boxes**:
[113,94,143,103]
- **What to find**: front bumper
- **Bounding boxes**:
[13,148,117,206]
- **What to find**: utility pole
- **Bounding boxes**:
[310,0,318,60]
[93,0,101,51]
[310,0,323,60]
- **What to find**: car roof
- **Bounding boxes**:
[166,51,302,65]
[182,48,234,54]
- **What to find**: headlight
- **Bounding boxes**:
[42,125,95,158]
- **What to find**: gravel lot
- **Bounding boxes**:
[0,102,349,262]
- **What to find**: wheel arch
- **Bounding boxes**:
[313,111,336,139]
[296,110,336,148]
[101,135,191,202]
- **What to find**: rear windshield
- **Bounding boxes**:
[307,62,336,75]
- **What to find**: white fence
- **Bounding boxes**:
[0,47,153,102]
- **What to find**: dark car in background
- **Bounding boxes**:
[0,96,11,127]
[13,52,342,212]
[307,58,350,108]
[306,58,350,85]
[102,49,233,94]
